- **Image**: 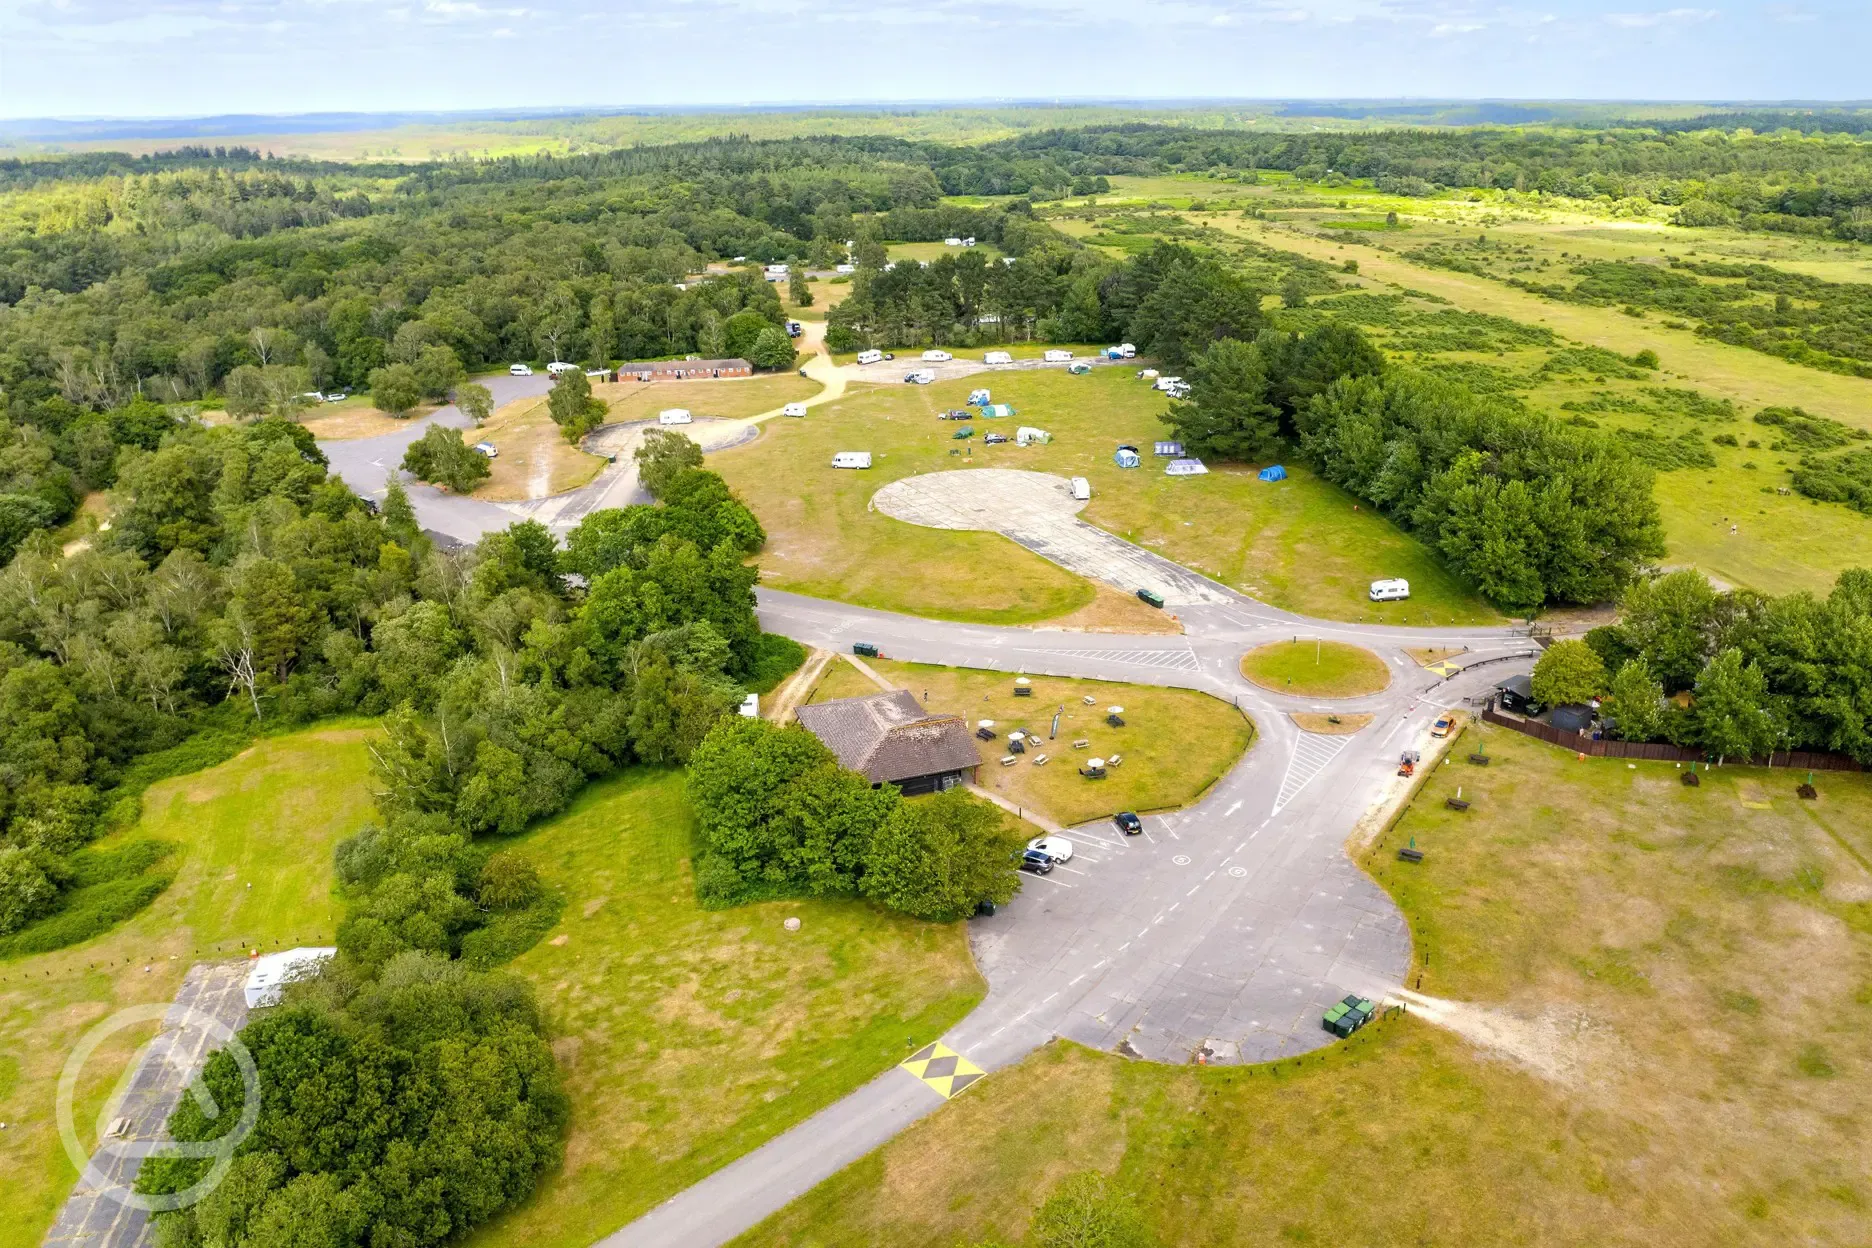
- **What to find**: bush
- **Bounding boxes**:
[400,425,491,494]
[0,845,61,935]
[743,633,807,695]
[0,841,176,959]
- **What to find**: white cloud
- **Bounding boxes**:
[1605,7,1717,27]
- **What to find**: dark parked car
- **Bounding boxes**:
[939,409,974,420]
[1114,812,1142,835]
[1020,848,1055,874]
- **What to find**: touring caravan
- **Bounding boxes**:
[781,402,809,418]
[856,349,885,365]
[831,451,873,469]
[658,409,693,425]
[983,351,1013,365]
[922,349,953,362]
[1070,476,1092,501]
[1043,349,1074,362]
[1369,578,1411,602]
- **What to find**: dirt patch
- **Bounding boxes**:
[1290,712,1374,735]
[1035,583,1185,635]
[763,647,835,723]
[1394,990,1625,1089]
[475,394,606,501]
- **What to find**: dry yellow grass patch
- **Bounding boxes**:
[1290,712,1374,735]
[1034,584,1186,635]
[475,395,606,501]
[299,401,439,440]
[1405,646,1465,666]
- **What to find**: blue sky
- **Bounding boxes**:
[0,0,1864,120]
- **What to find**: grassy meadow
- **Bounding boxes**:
[734,721,1872,1248]
[713,366,1500,626]
[1,723,381,1248]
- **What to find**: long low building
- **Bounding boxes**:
[615,357,752,380]
[794,690,981,795]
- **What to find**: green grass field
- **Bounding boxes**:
[1239,639,1392,697]
[734,722,1872,1247]
[1,723,380,1248]
[806,658,1255,826]
[714,367,1499,626]
[466,768,983,1248]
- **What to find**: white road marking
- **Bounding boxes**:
[1223,800,1243,817]
[1273,732,1352,813]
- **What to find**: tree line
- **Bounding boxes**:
[1521,568,1872,765]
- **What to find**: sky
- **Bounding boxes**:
[0,0,1865,120]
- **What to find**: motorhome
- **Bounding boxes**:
[1369,578,1411,602]
[904,370,936,385]
[831,451,873,469]
[781,402,809,417]
[509,363,534,376]
[546,361,578,375]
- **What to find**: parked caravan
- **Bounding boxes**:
[904,369,936,384]
[781,402,809,417]
[1043,349,1074,362]
[831,452,873,469]
[922,349,953,362]
[1070,476,1092,501]
[983,351,1013,365]
[856,349,884,365]
[1369,578,1411,602]
[546,360,578,375]
[658,408,693,425]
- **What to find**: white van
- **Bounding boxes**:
[1118,343,1137,358]
[983,350,1013,365]
[1070,476,1091,501]
[509,363,534,376]
[781,402,809,418]
[1043,349,1074,362]
[856,349,884,365]
[1369,578,1411,602]
[921,349,953,362]
[831,451,873,469]
[658,408,693,425]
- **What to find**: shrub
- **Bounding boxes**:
[400,425,491,494]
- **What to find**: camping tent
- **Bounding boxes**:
[1165,457,1209,476]
[980,404,1016,419]
[1113,445,1141,468]
[1016,426,1051,446]
[1258,464,1287,482]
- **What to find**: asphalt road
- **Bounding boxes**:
[313,362,1537,1248]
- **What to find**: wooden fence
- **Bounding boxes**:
[1479,707,1864,772]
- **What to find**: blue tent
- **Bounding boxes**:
[1258,464,1288,482]
[1114,445,1141,469]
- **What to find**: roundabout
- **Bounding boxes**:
[1240,639,1393,698]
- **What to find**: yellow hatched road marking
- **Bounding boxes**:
[899,1041,986,1099]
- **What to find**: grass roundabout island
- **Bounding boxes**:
[1241,640,1391,698]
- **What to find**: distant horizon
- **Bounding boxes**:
[3,1,1865,120]
[7,96,1872,127]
